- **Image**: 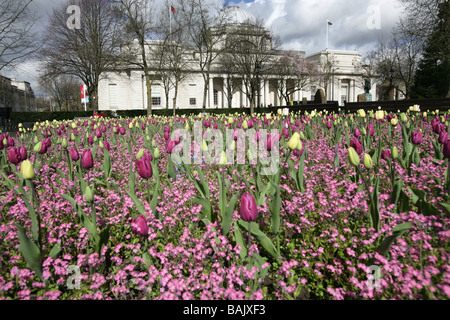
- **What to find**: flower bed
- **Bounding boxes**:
[0,108,449,300]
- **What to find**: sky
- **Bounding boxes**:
[2,0,405,95]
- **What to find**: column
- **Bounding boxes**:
[208,77,214,108]
[264,79,269,107]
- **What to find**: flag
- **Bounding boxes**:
[327,20,332,25]
[170,5,176,14]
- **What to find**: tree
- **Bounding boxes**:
[217,51,239,108]
[315,52,339,100]
[40,0,122,114]
[156,0,191,115]
[39,72,81,111]
[0,0,37,71]
[176,0,228,110]
[272,51,318,105]
[411,1,450,98]
[224,18,281,114]
[115,0,170,116]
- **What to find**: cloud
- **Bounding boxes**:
[235,0,404,56]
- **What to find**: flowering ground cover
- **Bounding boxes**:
[0,107,449,300]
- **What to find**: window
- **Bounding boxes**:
[151,84,161,106]
[189,84,196,106]
[109,84,117,109]
[213,89,218,106]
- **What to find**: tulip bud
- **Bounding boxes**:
[201,140,208,152]
[20,160,35,180]
[33,141,42,153]
[136,148,145,160]
[219,151,227,165]
[348,147,360,166]
[287,132,300,150]
[357,109,366,118]
[391,146,399,160]
[61,138,68,148]
[136,157,152,179]
[154,147,160,159]
[363,153,373,169]
[81,149,94,169]
[84,186,93,202]
[131,215,148,237]
[375,110,384,120]
[400,113,408,123]
[390,118,398,126]
[240,193,258,222]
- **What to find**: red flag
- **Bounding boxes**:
[170,5,175,14]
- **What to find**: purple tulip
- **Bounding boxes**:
[443,139,450,159]
[19,146,27,161]
[166,139,176,154]
[38,141,48,154]
[131,215,148,237]
[247,120,254,129]
[327,121,332,129]
[439,131,448,145]
[103,141,111,151]
[350,138,363,155]
[7,147,20,164]
[119,127,126,135]
[102,126,107,133]
[57,129,62,136]
[266,134,272,151]
[381,149,391,160]
[94,128,102,138]
[411,131,423,145]
[164,126,170,133]
[354,128,361,138]
[213,122,218,130]
[255,130,260,142]
[7,137,14,147]
[233,129,239,141]
[240,193,258,222]
[164,131,170,141]
[69,147,79,161]
[367,124,375,137]
[282,128,289,139]
[136,157,152,179]
[81,149,94,169]
[88,135,94,145]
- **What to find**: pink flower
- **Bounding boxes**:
[240,193,258,222]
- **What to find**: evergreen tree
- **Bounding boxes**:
[411,1,450,98]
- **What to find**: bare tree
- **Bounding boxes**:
[272,51,318,105]
[217,51,239,108]
[155,0,191,115]
[40,0,122,113]
[39,72,81,111]
[314,52,340,100]
[224,18,281,114]
[176,0,228,110]
[0,0,37,71]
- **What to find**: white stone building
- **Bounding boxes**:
[98,6,374,112]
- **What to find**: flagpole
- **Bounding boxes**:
[326,20,329,50]
[169,5,172,36]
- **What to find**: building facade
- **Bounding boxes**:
[0,75,35,113]
[98,6,374,112]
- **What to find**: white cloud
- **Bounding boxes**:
[235,0,404,56]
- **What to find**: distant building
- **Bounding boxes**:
[98,6,371,111]
[0,75,35,113]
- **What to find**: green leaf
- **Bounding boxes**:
[391,179,403,206]
[270,181,281,235]
[16,224,43,280]
[126,190,146,218]
[238,220,280,259]
[376,222,413,258]
[192,197,213,221]
[222,194,239,236]
[167,156,176,181]
[440,202,450,215]
[233,221,248,260]
[49,243,62,259]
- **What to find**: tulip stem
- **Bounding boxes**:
[248,221,252,251]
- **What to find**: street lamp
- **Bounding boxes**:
[255,61,261,114]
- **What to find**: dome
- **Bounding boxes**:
[221,6,256,25]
